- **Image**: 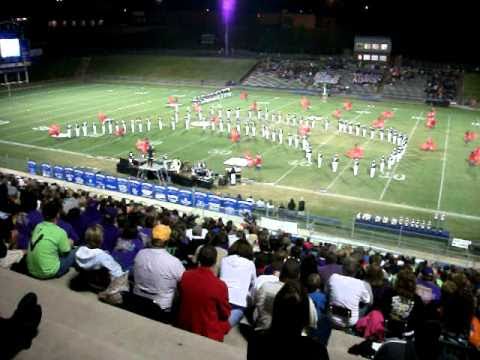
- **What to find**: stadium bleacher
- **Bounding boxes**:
[1,168,479,359]
[242,56,462,103]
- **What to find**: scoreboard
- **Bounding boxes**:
[0,32,30,86]
[354,36,391,63]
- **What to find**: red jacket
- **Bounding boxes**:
[177,267,231,341]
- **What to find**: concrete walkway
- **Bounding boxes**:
[1,268,362,360]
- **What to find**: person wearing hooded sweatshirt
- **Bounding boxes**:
[74,224,128,304]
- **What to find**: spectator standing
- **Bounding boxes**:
[287,198,296,211]
[298,197,306,215]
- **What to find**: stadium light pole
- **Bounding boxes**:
[221,0,235,57]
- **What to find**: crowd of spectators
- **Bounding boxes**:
[313,71,340,85]
[257,58,319,86]
[1,170,480,359]
[352,70,383,85]
[425,69,461,102]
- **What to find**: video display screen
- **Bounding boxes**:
[0,39,21,58]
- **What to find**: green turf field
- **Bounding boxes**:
[464,72,480,102]
[0,81,479,248]
[86,55,257,82]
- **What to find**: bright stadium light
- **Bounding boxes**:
[220,0,236,56]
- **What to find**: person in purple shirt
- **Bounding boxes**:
[416,266,441,304]
[65,208,88,245]
[82,200,102,228]
[57,218,80,245]
[16,191,43,249]
[111,225,144,272]
[138,212,156,247]
[100,208,120,252]
[317,252,343,285]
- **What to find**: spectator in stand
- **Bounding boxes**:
[65,207,87,245]
[26,200,76,279]
[247,281,329,360]
[186,224,208,248]
[111,223,144,272]
[99,207,120,252]
[73,224,128,305]
[254,238,272,276]
[307,273,327,319]
[133,224,185,321]
[192,231,228,276]
[177,245,231,342]
[138,210,157,247]
[415,266,441,305]
[252,258,317,332]
[365,264,391,314]
[307,273,331,346]
[298,197,306,215]
[220,239,257,327]
[300,253,319,286]
[318,251,343,285]
[440,272,476,336]
[82,199,102,228]
[287,198,296,211]
[57,211,79,246]
[15,190,42,249]
[384,268,424,337]
[327,257,372,329]
[262,249,288,275]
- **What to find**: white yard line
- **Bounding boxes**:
[0,139,117,162]
[167,136,210,156]
[274,165,299,185]
[16,89,199,147]
[379,112,423,200]
[4,85,199,132]
[322,114,367,191]
[6,87,196,134]
[275,113,364,186]
[0,84,109,117]
[201,143,237,162]
[273,132,337,185]
[436,116,451,210]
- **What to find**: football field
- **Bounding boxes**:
[0,81,479,246]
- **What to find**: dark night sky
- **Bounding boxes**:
[1,0,478,62]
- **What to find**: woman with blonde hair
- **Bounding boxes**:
[73,224,128,304]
